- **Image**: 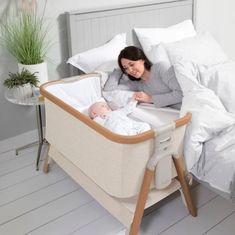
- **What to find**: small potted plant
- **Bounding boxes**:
[4,69,39,99]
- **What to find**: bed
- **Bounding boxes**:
[40,1,198,234]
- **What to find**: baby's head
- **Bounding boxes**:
[88,101,111,119]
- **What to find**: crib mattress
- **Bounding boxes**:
[41,74,184,198]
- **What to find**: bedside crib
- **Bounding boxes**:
[40,73,196,235]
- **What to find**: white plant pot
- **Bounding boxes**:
[18,62,48,86]
[12,84,33,99]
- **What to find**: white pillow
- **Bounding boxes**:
[95,60,118,73]
[67,33,127,73]
[134,19,196,58]
[147,43,171,68]
[164,32,228,66]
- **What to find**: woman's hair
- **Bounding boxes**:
[118,46,152,80]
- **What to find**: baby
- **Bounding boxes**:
[88,101,151,135]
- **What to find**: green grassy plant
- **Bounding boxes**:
[1,8,49,65]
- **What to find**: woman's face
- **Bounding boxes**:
[121,58,145,79]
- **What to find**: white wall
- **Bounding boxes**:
[1,0,235,141]
[195,0,235,60]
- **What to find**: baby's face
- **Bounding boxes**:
[91,102,111,118]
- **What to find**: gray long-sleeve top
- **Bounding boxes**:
[103,62,183,109]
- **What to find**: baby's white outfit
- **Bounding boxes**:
[94,101,151,135]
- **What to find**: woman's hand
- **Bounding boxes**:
[133,92,153,103]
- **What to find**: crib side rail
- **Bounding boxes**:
[41,72,100,87]
[175,112,192,128]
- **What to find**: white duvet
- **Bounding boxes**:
[174,61,235,201]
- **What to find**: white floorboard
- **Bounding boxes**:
[0,149,18,163]
[28,201,108,235]
[0,150,36,176]
[70,214,124,235]
[139,185,217,235]
[0,129,38,154]
[0,178,79,225]
[0,189,93,235]
[0,165,67,207]
[205,212,235,235]
[0,163,42,191]
[0,146,234,235]
[160,196,235,235]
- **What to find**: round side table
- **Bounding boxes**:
[5,89,47,170]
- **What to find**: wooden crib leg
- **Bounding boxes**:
[43,144,51,173]
[129,169,154,235]
[173,156,197,217]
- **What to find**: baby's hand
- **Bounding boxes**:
[133,92,152,103]
[132,92,140,101]
[131,94,137,101]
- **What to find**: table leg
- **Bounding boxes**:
[35,105,44,170]
[15,141,38,155]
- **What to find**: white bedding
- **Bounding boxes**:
[174,60,235,201]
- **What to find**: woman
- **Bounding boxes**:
[104,46,182,109]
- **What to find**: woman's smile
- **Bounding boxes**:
[121,58,145,78]
[129,68,139,78]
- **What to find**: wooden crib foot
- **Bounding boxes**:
[43,144,51,174]
[173,156,197,217]
[43,160,50,173]
[129,169,155,235]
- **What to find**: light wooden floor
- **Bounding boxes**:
[1,146,235,235]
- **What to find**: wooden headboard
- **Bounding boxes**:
[66,0,195,75]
